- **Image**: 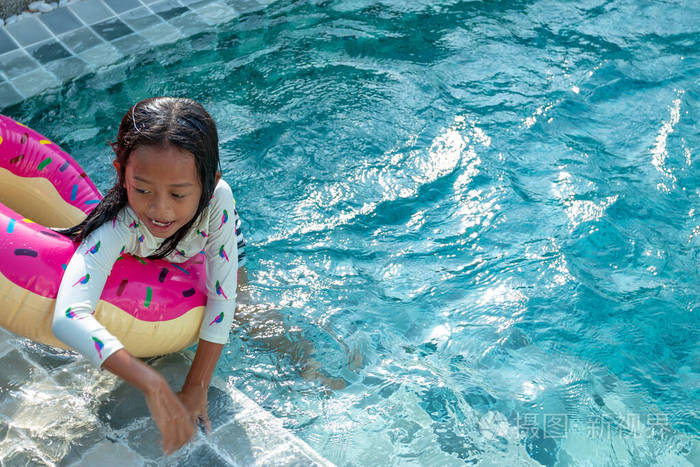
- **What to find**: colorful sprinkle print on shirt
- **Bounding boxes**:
[219,209,228,230]
[73,274,90,286]
[209,312,224,326]
[92,336,104,360]
[215,280,228,299]
[65,307,77,319]
[129,221,139,229]
[138,234,144,243]
[197,229,208,238]
[87,241,100,254]
[219,245,229,262]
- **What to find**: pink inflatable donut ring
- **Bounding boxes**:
[0,115,208,357]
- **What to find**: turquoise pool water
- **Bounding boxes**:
[6,0,699,464]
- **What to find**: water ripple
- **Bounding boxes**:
[5,0,699,464]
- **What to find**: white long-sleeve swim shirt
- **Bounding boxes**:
[52,179,246,367]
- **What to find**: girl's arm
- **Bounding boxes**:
[179,180,240,426]
[177,339,224,433]
[53,228,127,366]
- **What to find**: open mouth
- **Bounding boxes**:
[149,218,174,228]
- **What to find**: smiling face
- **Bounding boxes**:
[121,144,202,238]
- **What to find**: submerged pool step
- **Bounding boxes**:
[0,0,275,109]
[0,327,333,466]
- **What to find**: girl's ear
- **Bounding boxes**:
[215,171,221,186]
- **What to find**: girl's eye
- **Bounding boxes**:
[135,188,149,194]
[172,193,186,199]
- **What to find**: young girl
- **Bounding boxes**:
[53,97,246,454]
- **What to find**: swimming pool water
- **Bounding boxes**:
[6,0,699,464]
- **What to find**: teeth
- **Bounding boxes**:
[151,219,172,227]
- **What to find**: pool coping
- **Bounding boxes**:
[0,0,274,110]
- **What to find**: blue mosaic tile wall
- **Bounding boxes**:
[0,0,273,108]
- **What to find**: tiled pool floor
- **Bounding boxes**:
[0,0,273,108]
[0,327,331,465]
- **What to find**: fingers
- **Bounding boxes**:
[146,385,196,455]
[201,403,211,434]
[162,418,195,455]
[177,387,213,436]
[201,414,212,435]
[161,412,195,454]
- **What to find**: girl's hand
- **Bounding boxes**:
[102,349,195,455]
[145,377,196,454]
[177,386,212,434]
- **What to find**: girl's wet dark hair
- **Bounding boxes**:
[58,96,220,259]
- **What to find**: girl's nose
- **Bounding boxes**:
[149,195,172,218]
